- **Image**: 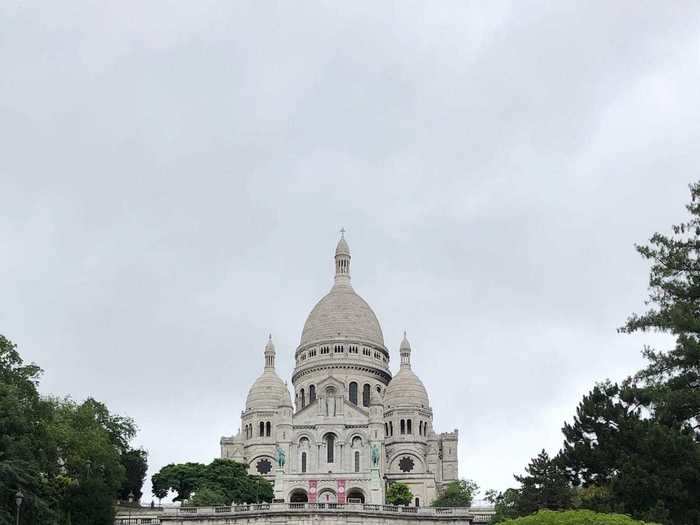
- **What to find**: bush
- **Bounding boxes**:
[499,509,657,525]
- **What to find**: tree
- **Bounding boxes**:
[117,449,148,502]
[385,482,413,506]
[44,397,132,525]
[499,509,653,525]
[560,383,700,524]
[151,460,272,505]
[488,488,522,523]
[513,450,572,516]
[189,485,227,506]
[620,181,700,434]
[432,479,479,507]
[0,335,54,525]
[151,463,205,502]
[0,334,142,525]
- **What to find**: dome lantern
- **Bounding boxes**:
[334,228,351,286]
[400,331,411,369]
[384,333,430,409]
[264,334,276,369]
[245,336,291,411]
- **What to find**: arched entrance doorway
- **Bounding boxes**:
[289,489,308,503]
[346,488,365,503]
[318,489,337,503]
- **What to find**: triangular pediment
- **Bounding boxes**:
[292,398,370,426]
[316,375,345,394]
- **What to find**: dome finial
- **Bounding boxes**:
[334,229,351,284]
[400,331,411,368]
[264,334,276,369]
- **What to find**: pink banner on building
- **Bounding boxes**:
[308,480,318,503]
[337,479,346,504]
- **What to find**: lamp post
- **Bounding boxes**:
[15,490,24,525]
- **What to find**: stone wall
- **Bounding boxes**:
[115,502,484,525]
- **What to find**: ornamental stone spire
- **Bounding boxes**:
[264,334,276,369]
[400,331,412,369]
[334,228,351,285]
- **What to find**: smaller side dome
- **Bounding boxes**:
[384,332,430,409]
[384,368,430,409]
[245,336,291,411]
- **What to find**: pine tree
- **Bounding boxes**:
[620,181,700,434]
[513,450,572,516]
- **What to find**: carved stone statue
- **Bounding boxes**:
[276,446,286,468]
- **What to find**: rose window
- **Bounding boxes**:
[256,458,272,474]
[399,456,415,472]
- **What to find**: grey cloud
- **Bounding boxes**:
[1,0,699,499]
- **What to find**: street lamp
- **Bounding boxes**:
[15,490,24,525]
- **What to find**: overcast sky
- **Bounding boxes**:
[2,1,700,503]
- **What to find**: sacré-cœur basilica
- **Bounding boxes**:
[220,233,459,506]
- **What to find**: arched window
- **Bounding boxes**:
[389,421,393,436]
[266,421,271,437]
[259,421,265,437]
[301,452,307,473]
[354,451,360,472]
[300,388,305,408]
[400,419,406,435]
[349,382,358,405]
[362,383,370,407]
[309,385,316,403]
[407,419,412,434]
[325,434,335,463]
[384,422,388,436]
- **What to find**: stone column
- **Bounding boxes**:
[274,467,285,502]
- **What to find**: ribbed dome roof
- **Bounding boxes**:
[245,336,291,410]
[384,333,429,409]
[335,236,350,256]
[299,233,384,348]
[300,282,384,346]
[246,369,291,410]
[384,368,430,409]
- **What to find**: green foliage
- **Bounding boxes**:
[432,479,479,507]
[560,382,700,524]
[385,482,413,506]
[499,509,654,525]
[117,448,148,501]
[151,460,272,505]
[0,335,144,525]
[489,488,522,523]
[514,450,572,516]
[152,463,205,502]
[189,485,227,506]
[620,181,700,432]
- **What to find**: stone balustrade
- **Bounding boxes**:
[115,502,489,524]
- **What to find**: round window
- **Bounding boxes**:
[399,456,415,473]
[256,458,272,474]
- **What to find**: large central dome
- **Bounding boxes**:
[298,232,385,348]
[300,283,384,346]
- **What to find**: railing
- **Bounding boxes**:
[165,503,475,517]
[114,519,160,524]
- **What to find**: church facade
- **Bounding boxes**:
[220,234,459,506]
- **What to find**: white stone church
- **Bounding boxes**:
[220,234,459,507]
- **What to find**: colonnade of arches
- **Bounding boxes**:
[244,420,273,439]
[384,418,429,437]
[288,487,366,504]
[294,432,365,473]
[297,381,376,410]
